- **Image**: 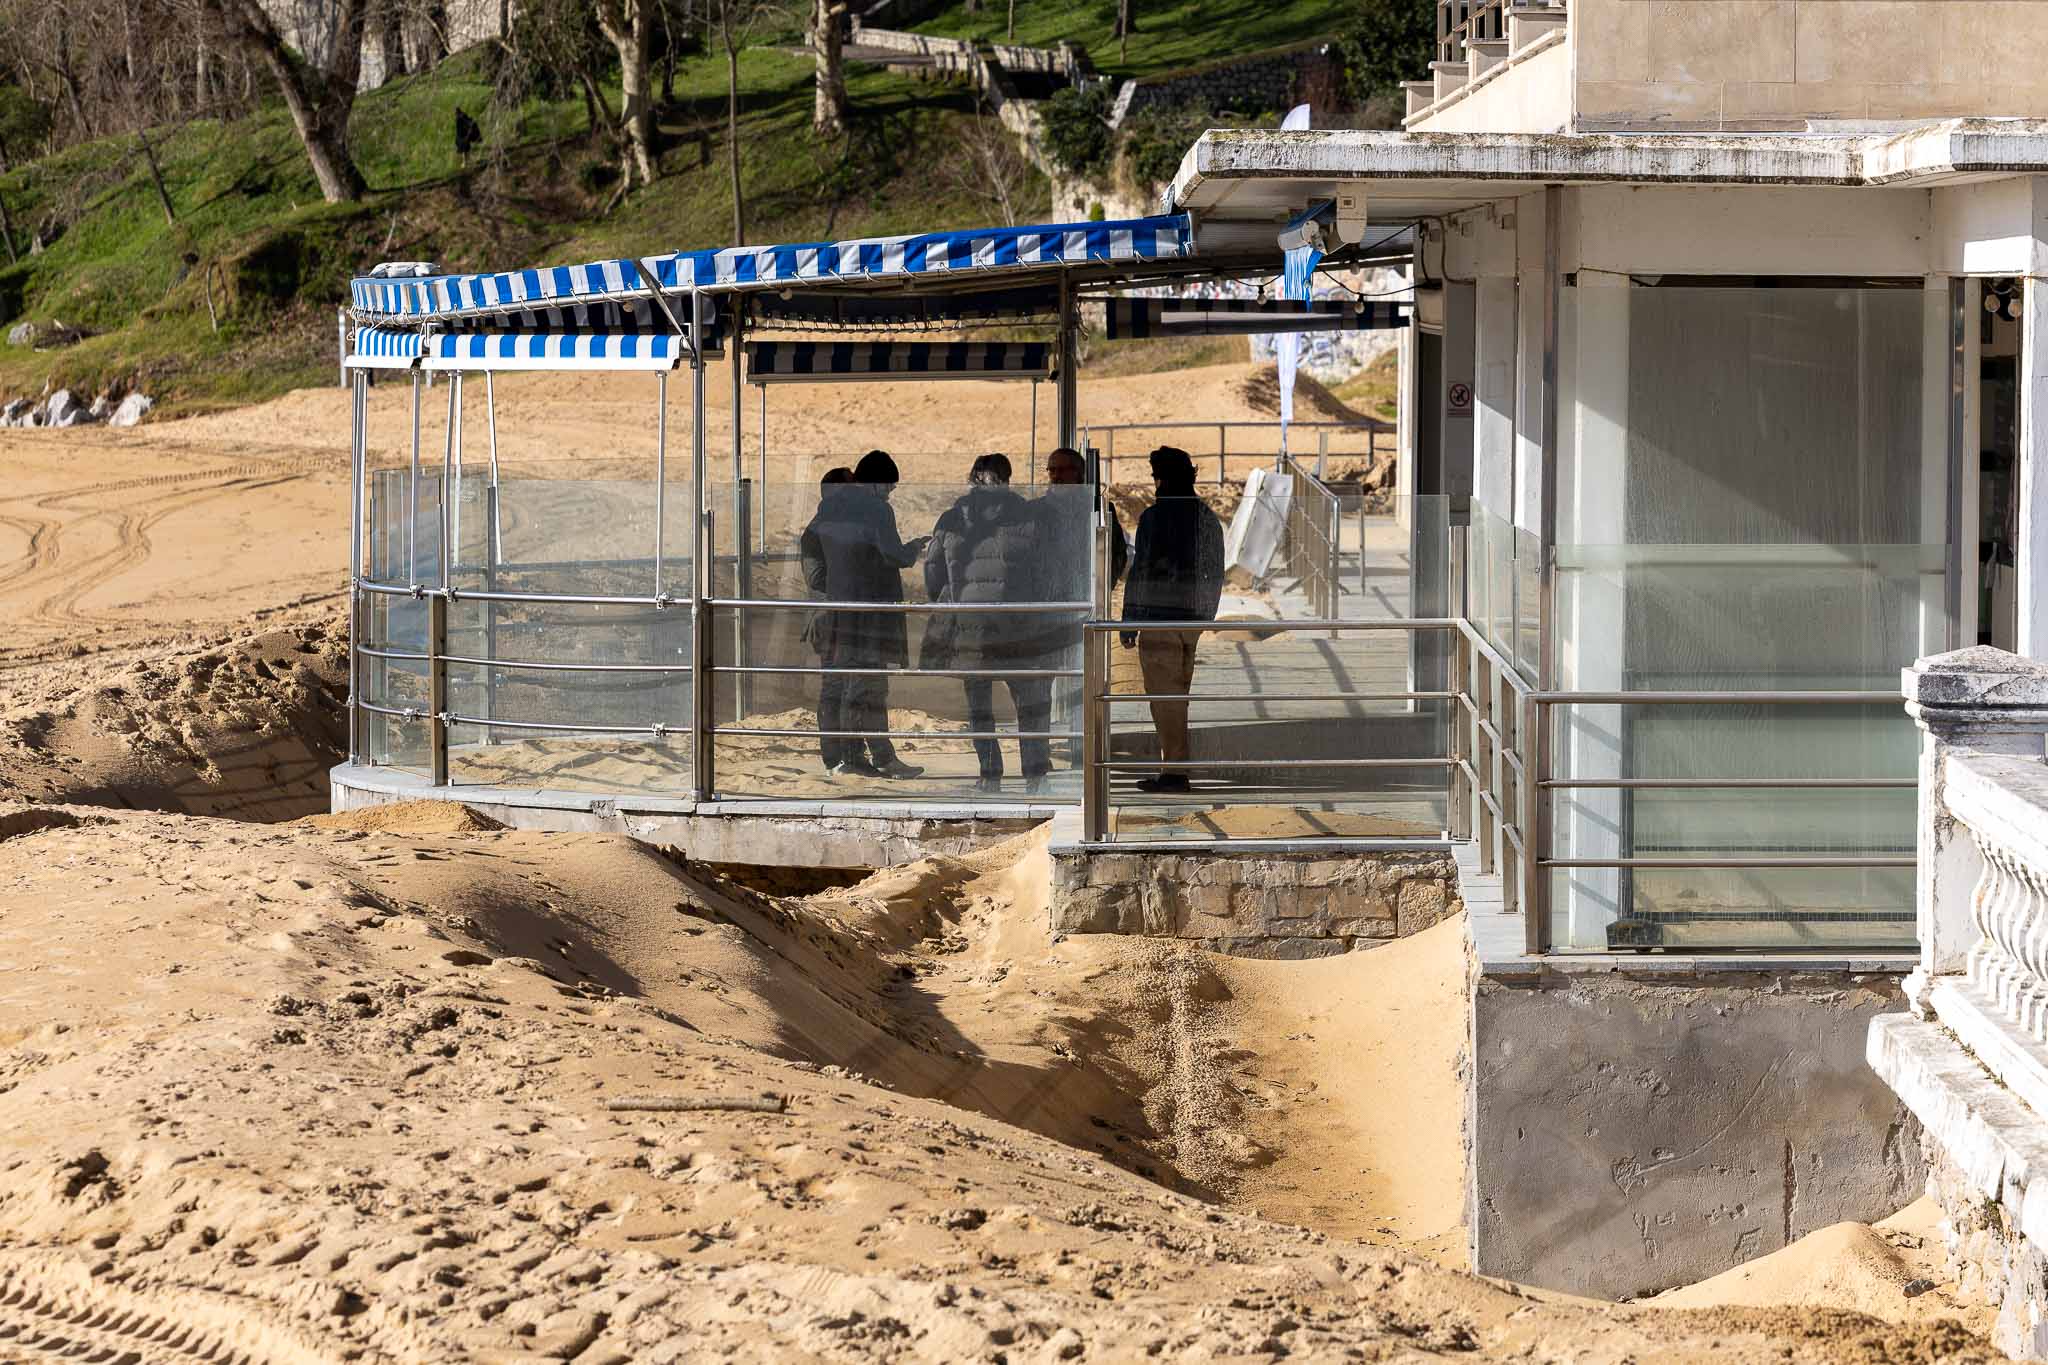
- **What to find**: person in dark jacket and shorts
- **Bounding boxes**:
[801,451,927,779]
[1119,446,1225,793]
[926,453,1056,794]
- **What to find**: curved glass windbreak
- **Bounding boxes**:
[360,462,696,792]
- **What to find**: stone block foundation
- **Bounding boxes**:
[1047,845,1461,957]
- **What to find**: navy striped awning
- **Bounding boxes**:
[1105,298,1410,339]
[746,340,1052,383]
[350,215,1193,322]
[348,327,687,371]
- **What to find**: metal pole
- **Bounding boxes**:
[690,290,713,802]
[1317,428,1328,480]
[654,370,669,604]
[440,376,457,590]
[429,591,448,786]
[757,383,768,548]
[406,370,422,586]
[1217,423,1226,485]
[337,309,347,389]
[1055,271,1078,451]
[348,370,365,764]
[482,369,501,748]
[448,373,464,584]
[1029,379,1039,485]
[735,478,752,722]
[1448,630,1471,841]
[1530,182,1563,955]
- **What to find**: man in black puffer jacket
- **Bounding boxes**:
[1119,446,1225,793]
[803,450,928,780]
[925,453,1057,794]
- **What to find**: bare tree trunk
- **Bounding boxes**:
[1114,0,1133,61]
[374,0,409,83]
[1006,0,1015,41]
[724,38,744,244]
[810,0,847,137]
[595,0,657,190]
[417,0,449,66]
[196,26,211,109]
[212,0,370,203]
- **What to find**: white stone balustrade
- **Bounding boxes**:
[1870,646,2048,1358]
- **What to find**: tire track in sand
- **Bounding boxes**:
[0,1257,353,1365]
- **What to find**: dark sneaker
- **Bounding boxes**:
[1135,773,1192,793]
[973,776,1003,795]
[875,759,925,779]
[832,759,886,778]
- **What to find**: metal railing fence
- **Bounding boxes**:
[1080,420,1385,486]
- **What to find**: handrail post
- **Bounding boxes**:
[1084,625,1107,841]
[347,369,365,764]
[1476,648,1498,876]
[428,590,449,787]
[689,290,712,804]
[735,478,752,722]
[1217,423,1226,485]
[1449,629,1472,841]
[1498,669,1521,915]
[1527,695,1551,953]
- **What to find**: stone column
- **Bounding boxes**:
[1901,646,2048,1007]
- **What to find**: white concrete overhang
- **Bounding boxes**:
[1172,118,2048,244]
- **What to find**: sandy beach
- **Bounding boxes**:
[0,371,2001,1361]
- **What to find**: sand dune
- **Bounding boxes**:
[0,802,1994,1361]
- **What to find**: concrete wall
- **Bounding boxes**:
[1050,847,1461,957]
[1574,0,2048,131]
[1471,964,1925,1297]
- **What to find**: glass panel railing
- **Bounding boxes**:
[1539,542,1933,951]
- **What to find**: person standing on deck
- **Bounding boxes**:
[1119,446,1224,794]
[803,451,927,779]
[1038,446,1125,767]
[926,454,1057,795]
[800,467,854,773]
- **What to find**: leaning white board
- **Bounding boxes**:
[1226,467,1292,578]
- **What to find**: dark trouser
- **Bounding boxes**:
[818,670,898,769]
[964,676,1052,779]
[1137,633,1199,764]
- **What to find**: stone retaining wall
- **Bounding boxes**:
[1048,847,1460,958]
[1110,45,1343,127]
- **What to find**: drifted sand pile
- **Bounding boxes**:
[0,803,1994,1362]
[0,617,346,820]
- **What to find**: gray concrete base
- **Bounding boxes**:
[1471,960,1925,1300]
[329,762,1048,867]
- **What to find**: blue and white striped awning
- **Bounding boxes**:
[345,327,426,369]
[350,214,1194,322]
[1105,298,1410,339]
[348,327,687,372]
[746,340,1052,384]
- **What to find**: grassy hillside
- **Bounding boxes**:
[0,0,1365,415]
[912,0,1355,79]
[0,47,1044,414]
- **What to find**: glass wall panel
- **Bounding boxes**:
[706,481,1091,803]
[1550,282,1941,951]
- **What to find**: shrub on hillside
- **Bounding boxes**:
[1039,84,1115,179]
[1338,0,1434,106]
